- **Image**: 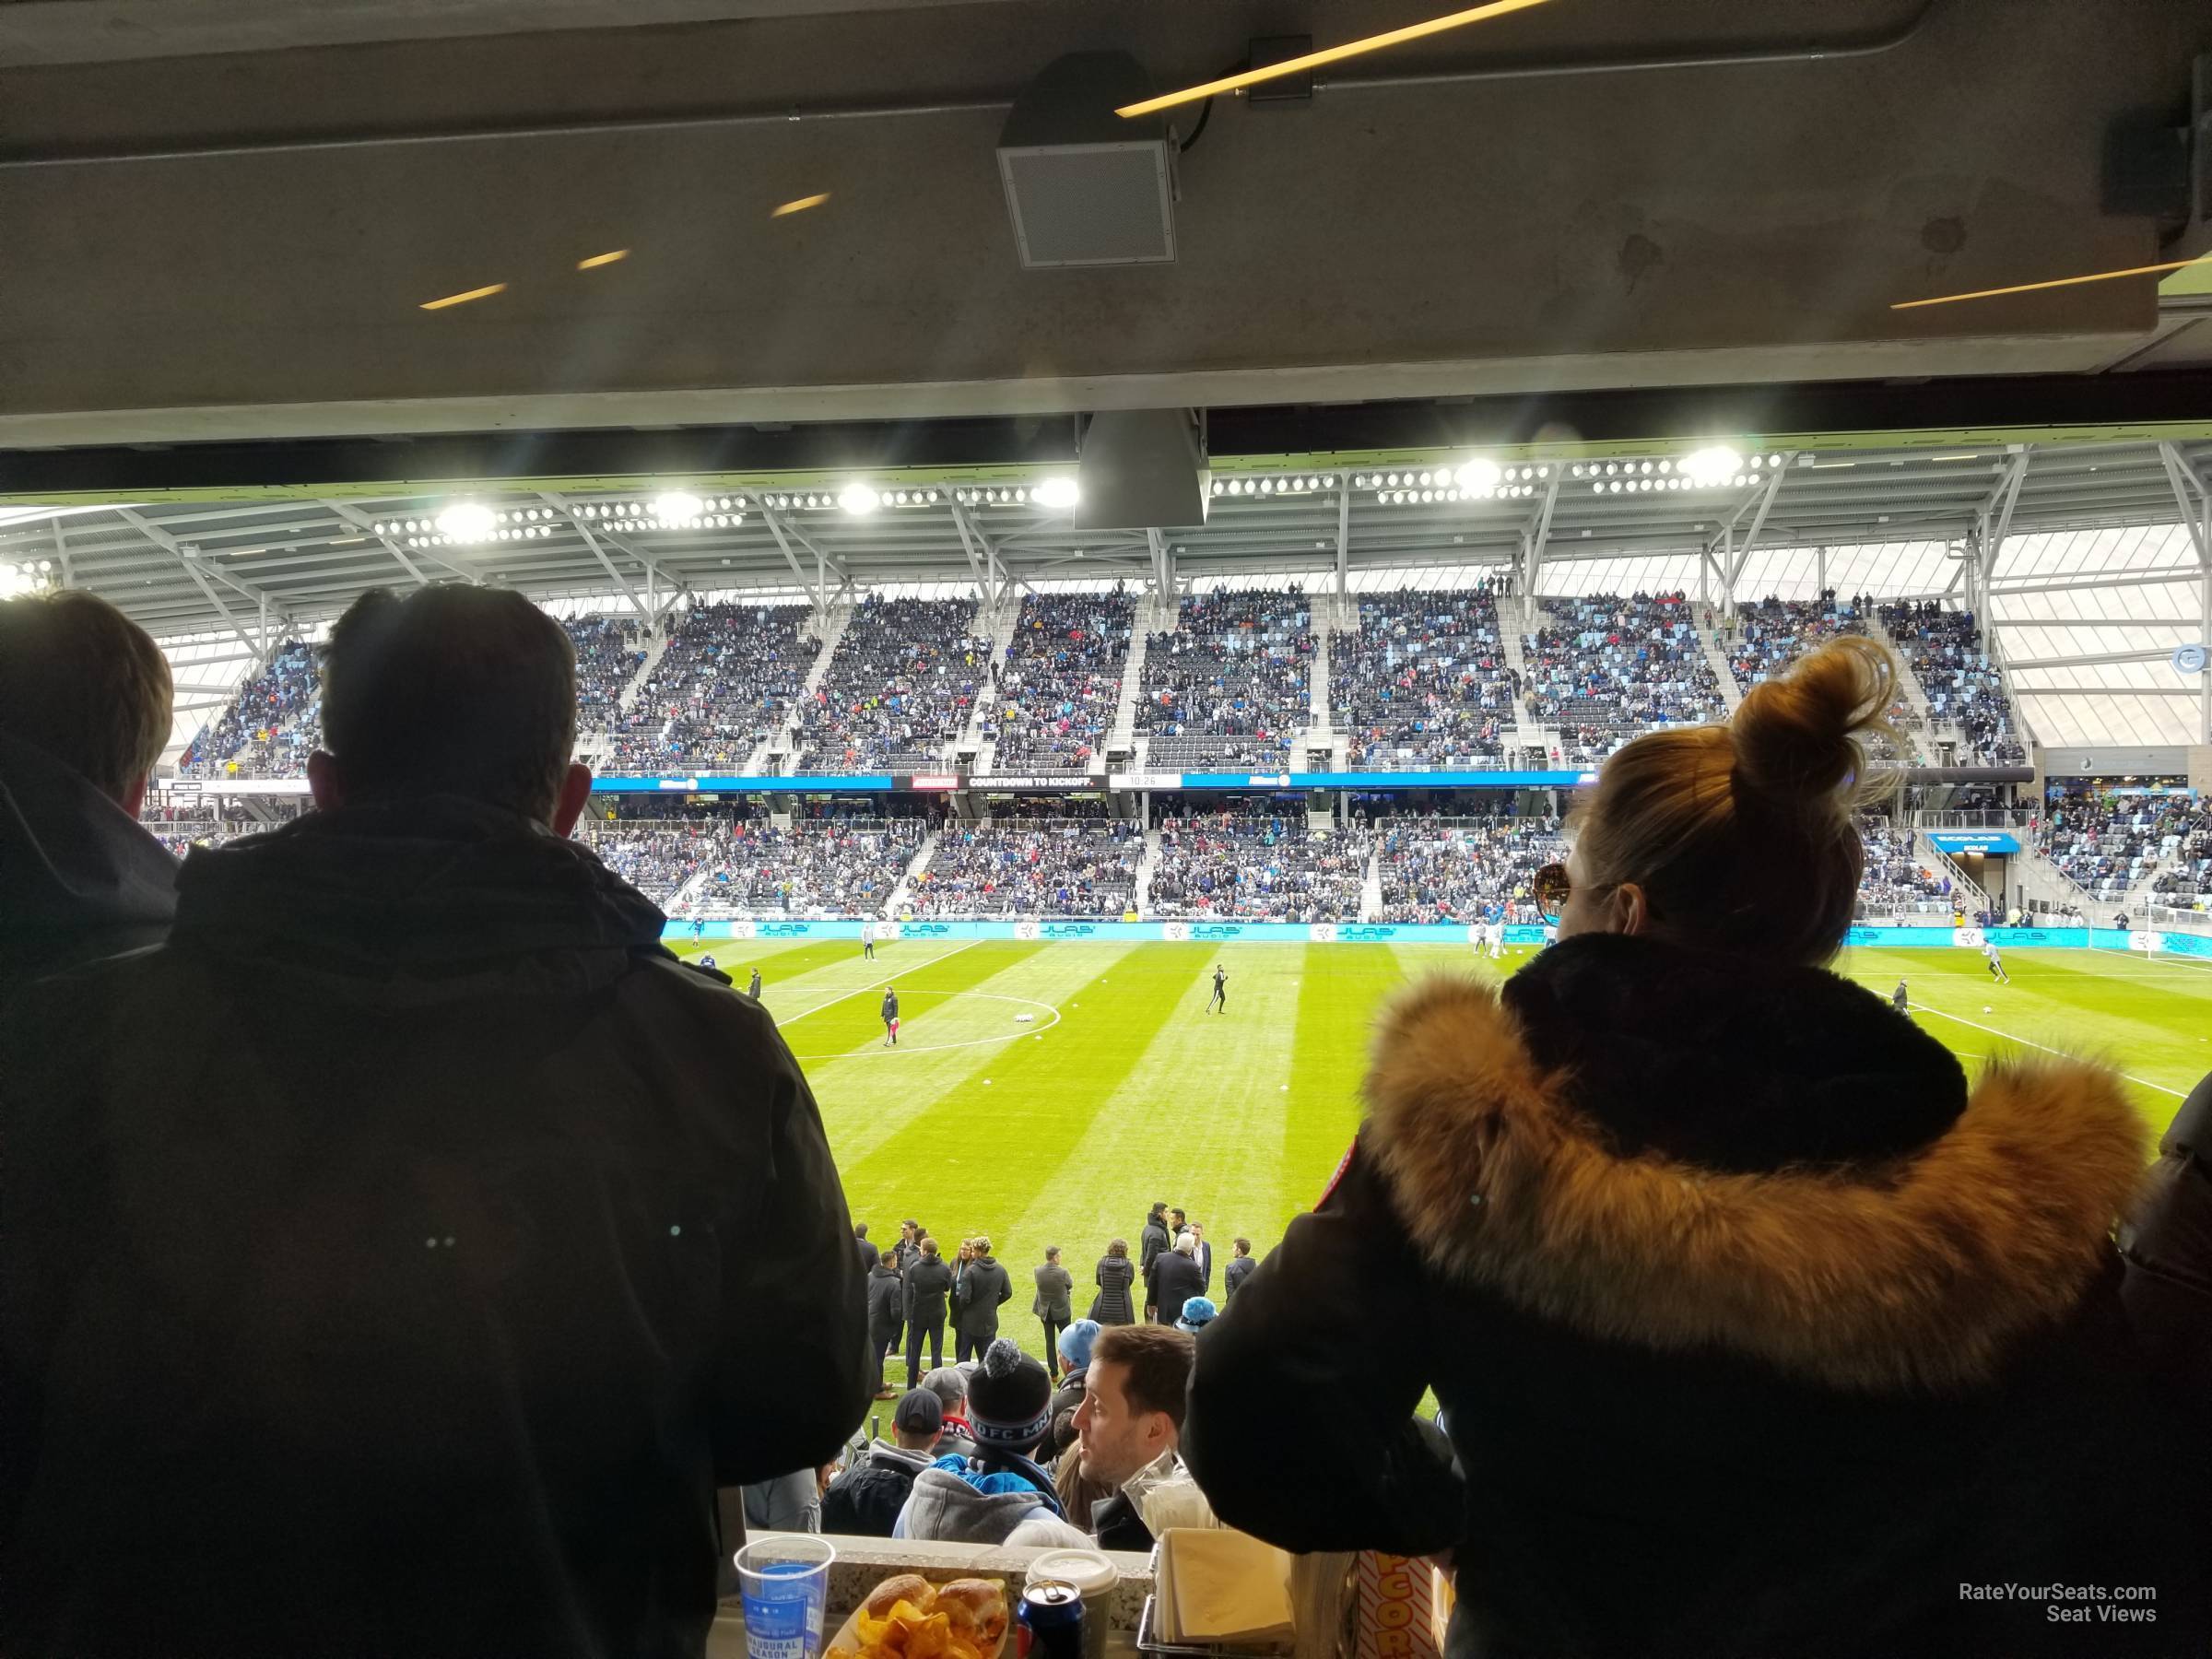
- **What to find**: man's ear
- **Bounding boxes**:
[551,761,592,836]
[121,772,150,821]
[307,749,345,812]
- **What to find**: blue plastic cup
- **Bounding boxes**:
[735,1535,837,1659]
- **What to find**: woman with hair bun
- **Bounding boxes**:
[1184,637,2206,1657]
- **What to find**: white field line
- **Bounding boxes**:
[789,991,1063,1061]
[1907,1001,2187,1099]
[769,942,982,1026]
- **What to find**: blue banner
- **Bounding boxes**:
[1927,831,2021,854]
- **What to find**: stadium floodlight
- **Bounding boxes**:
[1034,477,1080,510]
[1457,458,1502,495]
[1679,445,1742,486]
[840,484,881,516]
[435,502,496,541]
[653,492,704,524]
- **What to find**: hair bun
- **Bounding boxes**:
[1731,634,1900,809]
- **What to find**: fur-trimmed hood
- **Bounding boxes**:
[1361,935,2151,1395]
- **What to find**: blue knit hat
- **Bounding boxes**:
[966,1338,1053,1452]
[1175,1297,1218,1333]
[1057,1319,1102,1372]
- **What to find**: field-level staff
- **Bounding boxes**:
[1206,964,1228,1013]
[882,985,900,1045]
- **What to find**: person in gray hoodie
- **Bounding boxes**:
[894,1339,1063,1544]
[0,591,179,1004]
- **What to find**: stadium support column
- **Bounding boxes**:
[2158,443,2211,745]
[1335,488,1349,601]
[1521,472,1559,600]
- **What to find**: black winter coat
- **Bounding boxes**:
[1138,1218,1171,1277]
[1090,1255,1136,1324]
[954,1255,1012,1340]
[1185,936,2210,1659]
[820,1443,934,1537]
[856,1235,880,1274]
[1222,1254,1255,1301]
[867,1266,906,1339]
[1147,1252,1203,1327]
[0,799,874,1659]
[905,1256,954,1325]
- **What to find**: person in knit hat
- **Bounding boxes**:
[893,1338,1065,1543]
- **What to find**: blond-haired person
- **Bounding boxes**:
[1184,636,2206,1658]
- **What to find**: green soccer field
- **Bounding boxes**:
[669,937,2212,1355]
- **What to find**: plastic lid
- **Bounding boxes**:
[1025,1548,1118,1594]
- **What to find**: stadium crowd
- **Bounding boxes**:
[907,820,1140,917]
[1331,587,1512,767]
[795,595,989,771]
[1373,813,1565,924]
[1878,600,2026,764]
[2041,780,2201,902]
[1853,818,1953,916]
[1721,592,1867,685]
[177,639,321,778]
[566,615,648,732]
[1138,588,1313,767]
[693,818,926,917]
[606,601,813,772]
[1524,591,1725,764]
[992,588,1134,771]
[1148,811,1370,921]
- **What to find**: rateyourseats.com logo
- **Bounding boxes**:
[1959,1583,2159,1626]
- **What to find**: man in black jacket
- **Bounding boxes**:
[855,1221,880,1274]
[0,591,179,1005]
[1222,1237,1256,1301]
[867,1256,906,1399]
[954,1235,1013,1362]
[1138,1202,1171,1315]
[1147,1233,1205,1329]
[821,1390,942,1537]
[905,1236,954,1386]
[1033,1244,1075,1364]
[0,585,873,1659]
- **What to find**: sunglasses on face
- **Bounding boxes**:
[1533,862,1572,918]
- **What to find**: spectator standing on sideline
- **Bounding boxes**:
[1091,1239,1137,1325]
[863,921,876,959]
[904,1237,953,1386]
[854,1222,879,1274]
[748,965,762,999]
[1187,1222,1214,1294]
[1182,636,2207,1658]
[1074,1325,1194,1551]
[1047,1320,1100,1455]
[1207,962,1228,1013]
[1892,978,1909,1015]
[1138,1202,1172,1285]
[954,1235,1012,1362]
[0,591,179,1003]
[821,1389,942,1537]
[0,584,873,1659]
[1034,1245,1074,1362]
[1148,1232,1204,1329]
[1223,1237,1256,1301]
[881,984,900,1045]
[867,1253,905,1399]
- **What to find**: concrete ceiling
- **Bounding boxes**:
[0,0,2206,447]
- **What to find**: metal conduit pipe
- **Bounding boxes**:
[0,0,1941,170]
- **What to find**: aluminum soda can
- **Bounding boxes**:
[1018,1580,1084,1659]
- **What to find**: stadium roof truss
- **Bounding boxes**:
[3,432,2207,747]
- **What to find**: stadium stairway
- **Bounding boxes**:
[615,629,669,718]
[1360,843,1382,922]
[959,592,1024,762]
[1873,618,1946,759]
[2008,835,2105,920]
[1107,594,1164,754]
[1698,626,1746,713]
[1135,826,1161,915]
[1306,594,1336,752]
[885,828,940,916]
[755,602,853,775]
[1912,830,1995,916]
[1498,596,1544,755]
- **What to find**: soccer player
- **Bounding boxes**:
[1207,964,1228,1014]
[1488,911,1506,960]
[691,917,705,943]
[863,921,876,960]
[1983,937,2010,985]
[699,953,717,971]
[1891,978,1909,1015]
[881,985,900,1046]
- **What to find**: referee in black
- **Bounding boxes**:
[1207,964,1228,1014]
